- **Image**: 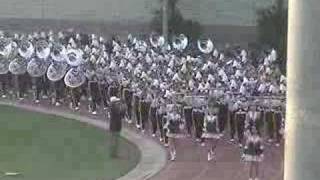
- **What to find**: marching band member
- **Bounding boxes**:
[88,74,100,115]
[192,103,206,146]
[53,79,65,106]
[150,93,159,137]
[229,96,238,142]
[235,100,247,147]
[139,89,152,133]
[202,106,221,161]
[247,104,262,136]
[108,80,119,99]
[217,96,228,135]
[273,105,283,147]
[265,103,275,143]
[183,96,193,136]
[242,127,264,180]
[165,104,185,161]
[99,78,109,109]
[34,75,44,103]
[157,97,168,144]
[133,86,142,129]
[0,70,9,98]
[122,81,133,123]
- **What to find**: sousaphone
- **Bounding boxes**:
[46,43,68,82]
[197,38,214,54]
[18,39,34,60]
[47,61,68,82]
[27,58,49,77]
[0,38,13,57]
[9,56,27,75]
[64,67,86,88]
[172,34,188,51]
[51,43,67,62]
[149,32,165,48]
[66,48,84,67]
[35,39,51,60]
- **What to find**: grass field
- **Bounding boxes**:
[0,105,140,180]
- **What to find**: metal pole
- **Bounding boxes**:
[162,0,169,43]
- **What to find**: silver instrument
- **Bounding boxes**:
[66,48,84,67]
[27,58,49,77]
[18,39,34,60]
[35,39,51,60]
[9,57,27,75]
[197,38,214,54]
[172,34,188,51]
[149,32,165,48]
[47,61,68,82]
[64,67,86,88]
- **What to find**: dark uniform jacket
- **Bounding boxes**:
[109,103,124,132]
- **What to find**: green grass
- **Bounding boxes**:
[0,105,140,180]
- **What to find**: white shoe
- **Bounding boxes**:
[92,111,97,115]
[207,152,212,161]
[136,124,141,129]
[1,94,6,98]
[239,143,243,148]
[19,97,24,100]
[75,107,80,111]
[170,151,176,161]
[128,120,132,124]
[164,143,169,147]
[42,95,48,99]
[268,139,273,143]
[201,142,205,147]
[141,129,145,134]
[152,134,156,137]
[249,178,253,180]
[196,138,201,142]
[230,139,235,142]
[159,138,163,142]
[35,100,40,104]
[55,102,61,106]
[170,155,175,161]
[275,143,280,147]
[254,178,259,180]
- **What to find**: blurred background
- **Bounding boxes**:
[0,0,287,70]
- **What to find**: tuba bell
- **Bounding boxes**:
[27,58,49,77]
[64,67,86,88]
[9,56,27,75]
[149,32,165,48]
[36,39,51,60]
[66,48,84,66]
[18,39,34,60]
[197,38,214,54]
[172,34,188,51]
[47,61,68,82]
[51,43,67,62]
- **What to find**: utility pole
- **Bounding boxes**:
[162,0,169,43]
